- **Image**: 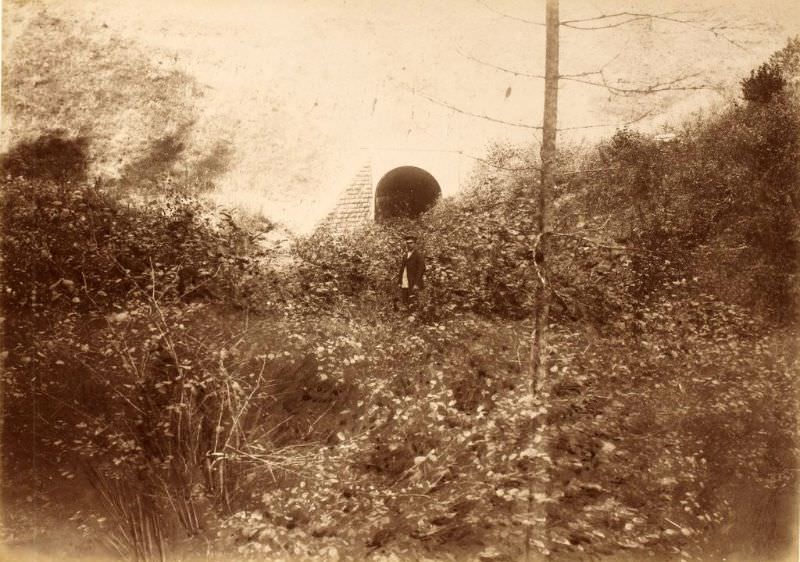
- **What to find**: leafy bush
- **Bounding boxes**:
[1,135,277,559]
[6,259,795,561]
[584,60,799,321]
[741,62,786,104]
[205,292,796,561]
[289,162,641,326]
[1,177,272,315]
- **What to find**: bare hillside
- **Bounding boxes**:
[3,0,798,231]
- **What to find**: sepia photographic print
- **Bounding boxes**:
[1,1,798,561]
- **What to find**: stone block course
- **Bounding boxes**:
[321,161,374,233]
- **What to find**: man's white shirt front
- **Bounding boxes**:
[401,251,412,288]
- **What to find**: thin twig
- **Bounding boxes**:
[558,108,655,131]
[463,151,541,172]
[561,10,699,27]
[563,71,715,96]
[561,10,749,50]
[401,82,543,130]
[474,0,545,26]
[456,47,545,78]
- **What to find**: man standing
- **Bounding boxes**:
[397,234,425,310]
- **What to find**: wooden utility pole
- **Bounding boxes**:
[531,0,558,393]
[526,1,558,559]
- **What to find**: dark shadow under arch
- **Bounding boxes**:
[374,166,441,222]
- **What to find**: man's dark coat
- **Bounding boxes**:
[398,249,425,289]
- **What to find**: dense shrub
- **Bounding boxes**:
[5,259,795,561]
[290,164,641,326]
[579,43,800,321]
[1,138,277,559]
[205,293,796,561]
[741,62,786,104]
[0,176,272,315]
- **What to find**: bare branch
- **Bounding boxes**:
[402,83,543,130]
[560,10,698,28]
[456,47,545,79]
[561,47,627,78]
[563,71,716,96]
[474,0,545,26]
[560,9,749,51]
[562,15,652,29]
[460,151,541,172]
[561,70,601,78]
[558,108,655,131]
[455,45,630,83]
[701,22,749,51]
[473,3,750,51]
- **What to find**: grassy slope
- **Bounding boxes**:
[1,0,366,230]
[2,6,199,180]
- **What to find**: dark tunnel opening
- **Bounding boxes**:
[374,166,441,222]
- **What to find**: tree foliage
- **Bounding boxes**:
[741,62,786,103]
[1,164,272,315]
[579,40,800,322]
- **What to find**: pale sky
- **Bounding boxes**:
[4,0,800,230]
